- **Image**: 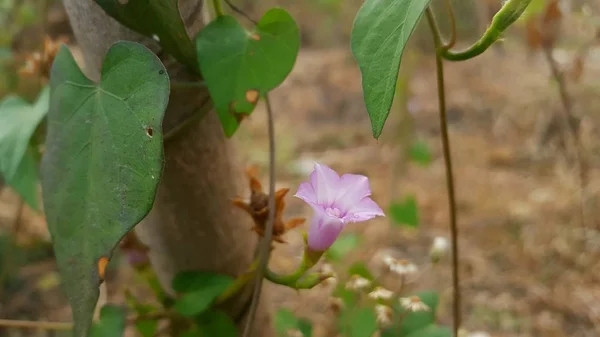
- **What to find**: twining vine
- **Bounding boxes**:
[0,0,539,336]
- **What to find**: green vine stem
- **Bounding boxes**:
[215,259,259,304]
[440,0,532,61]
[425,6,461,335]
[212,0,225,17]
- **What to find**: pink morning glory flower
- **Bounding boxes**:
[295,163,385,251]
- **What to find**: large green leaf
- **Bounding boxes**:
[195,8,300,136]
[94,0,197,69]
[90,305,126,337]
[351,0,431,138]
[41,42,169,337]
[0,87,49,209]
[341,307,378,337]
[172,271,234,317]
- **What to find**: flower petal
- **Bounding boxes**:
[295,181,316,204]
[307,208,345,251]
[309,163,340,206]
[334,173,372,213]
[344,197,385,223]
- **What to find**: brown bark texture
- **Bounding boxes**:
[61,1,274,336]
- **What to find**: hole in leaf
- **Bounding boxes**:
[245,89,259,104]
[146,127,154,138]
[158,69,165,75]
[98,257,109,281]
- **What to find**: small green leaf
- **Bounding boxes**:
[196,310,238,337]
[94,0,197,69]
[351,0,431,138]
[275,309,298,336]
[405,325,452,337]
[0,87,49,209]
[195,8,300,136]
[398,291,439,335]
[297,319,313,337]
[172,271,234,293]
[408,140,432,166]
[172,271,234,317]
[347,262,374,280]
[343,307,378,337]
[90,305,126,337]
[41,42,169,337]
[124,291,158,337]
[326,232,361,261]
[389,195,419,228]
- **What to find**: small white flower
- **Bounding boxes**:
[390,259,418,275]
[345,274,371,290]
[285,329,304,337]
[375,304,393,326]
[152,34,160,42]
[368,286,395,300]
[382,255,418,275]
[399,296,430,312]
[467,332,491,337]
[430,236,449,263]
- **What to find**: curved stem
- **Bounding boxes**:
[442,0,457,50]
[215,258,259,304]
[212,0,225,17]
[425,7,461,335]
[242,94,277,337]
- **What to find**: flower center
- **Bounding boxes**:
[325,207,342,218]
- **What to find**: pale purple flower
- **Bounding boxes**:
[295,163,385,251]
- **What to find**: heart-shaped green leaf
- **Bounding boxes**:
[389,195,419,228]
[41,41,169,337]
[94,0,197,69]
[195,8,300,136]
[90,305,126,337]
[409,139,432,166]
[172,271,234,317]
[0,87,49,209]
[351,0,431,138]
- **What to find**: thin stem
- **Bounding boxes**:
[0,311,172,331]
[224,0,258,25]
[242,94,277,337]
[212,0,225,17]
[425,7,461,335]
[442,0,457,50]
[541,45,588,228]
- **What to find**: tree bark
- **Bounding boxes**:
[61,1,274,336]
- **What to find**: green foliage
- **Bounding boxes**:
[398,291,439,334]
[0,87,48,209]
[351,0,431,138]
[90,306,126,337]
[275,309,313,337]
[172,271,234,317]
[389,195,419,228]
[125,291,158,337]
[94,0,197,69]
[340,307,378,337]
[195,8,300,136]
[408,140,432,167]
[196,310,238,337]
[41,41,169,337]
[326,232,362,261]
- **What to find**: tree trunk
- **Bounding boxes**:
[61,1,274,336]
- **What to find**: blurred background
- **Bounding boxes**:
[1,0,600,336]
